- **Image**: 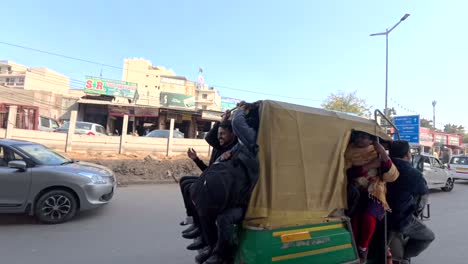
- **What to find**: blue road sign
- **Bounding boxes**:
[393,115,420,143]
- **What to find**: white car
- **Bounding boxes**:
[447,155,468,180]
[55,121,107,136]
[412,153,454,192]
[38,116,60,132]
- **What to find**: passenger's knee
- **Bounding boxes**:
[216,214,230,227]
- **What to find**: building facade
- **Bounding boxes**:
[0,61,70,95]
[121,58,221,110]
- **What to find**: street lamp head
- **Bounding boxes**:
[432,100,437,107]
[370,32,387,37]
[401,14,410,21]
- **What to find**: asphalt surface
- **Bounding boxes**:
[0,184,195,264]
[0,183,467,264]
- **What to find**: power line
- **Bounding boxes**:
[6,70,86,86]
[0,41,324,101]
[0,41,121,70]
[213,85,322,101]
[0,88,68,111]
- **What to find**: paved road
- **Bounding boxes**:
[1,182,467,264]
[412,180,468,264]
[0,184,195,264]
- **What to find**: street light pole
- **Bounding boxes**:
[432,100,437,130]
[385,29,389,114]
[370,14,410,116]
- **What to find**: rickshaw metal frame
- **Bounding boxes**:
[374,109,401,264]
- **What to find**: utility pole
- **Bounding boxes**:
[432,100,437,130]
[370,14,410,116]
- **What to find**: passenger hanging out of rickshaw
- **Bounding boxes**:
[179,111,238,251]
[190,101,260,264]
[345,131,399,263]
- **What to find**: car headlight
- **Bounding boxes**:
[78,172,108,184]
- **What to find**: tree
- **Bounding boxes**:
[420,118,433,128]
[321,91,371,118]
[444,123,465,134]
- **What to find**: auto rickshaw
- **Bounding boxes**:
[232,100,401,264]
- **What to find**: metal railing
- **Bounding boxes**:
[374,109,400,140]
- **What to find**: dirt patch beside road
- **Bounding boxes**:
[62,151,205,185]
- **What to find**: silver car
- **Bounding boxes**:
[55,121,107,136]
[0,139,116,224]
[145,129,185,138]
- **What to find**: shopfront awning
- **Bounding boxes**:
[77,99,113,105]
[109,105,159,117]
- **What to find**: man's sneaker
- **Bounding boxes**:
[195,246,212,264]
[202,254,224,264]
[182,227,201,239]
[180,217,193,226]
[187,237,205,251]
[182,224,197,234]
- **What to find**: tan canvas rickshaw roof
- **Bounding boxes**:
[244,100,391,229]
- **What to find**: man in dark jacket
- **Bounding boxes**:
[178,112,238,251]
[191,101,260,264]
[387,140,435,263]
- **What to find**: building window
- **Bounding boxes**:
[17,77,25,85]
[146,75,149,77]
[202,105,207,110]
[145,85,148,88]
[6,77,15,85]
[202,94,208,99]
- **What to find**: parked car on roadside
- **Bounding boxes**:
[55,121,107,136]
[0,139,116,224]
[447,155,468,180]
[145,129,185,138]
[197,131,208,139]
[38,116,60,132]
[412,153,454,191]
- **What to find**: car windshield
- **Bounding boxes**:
[451,157,468,165]
[15,144,71,165]
[147,130,169,138]
[412,155,422,168]
[146,130,184,138]
[61,122,93,130]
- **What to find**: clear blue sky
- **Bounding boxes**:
[1,0,467,128]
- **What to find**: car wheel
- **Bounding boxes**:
[34,189,78,224]
[441,178,454,192]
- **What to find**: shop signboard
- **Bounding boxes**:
[434,134,447,145]
[419,127,434,146]
[134,107,159,117]
[221,97,241,112]
[84,76,138,100]
[160,92,195,109]
[108,105,134,116]
[449,135,461,146]
[202,110,222,121]
[182,114,192,121]
[109,106,159,117]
